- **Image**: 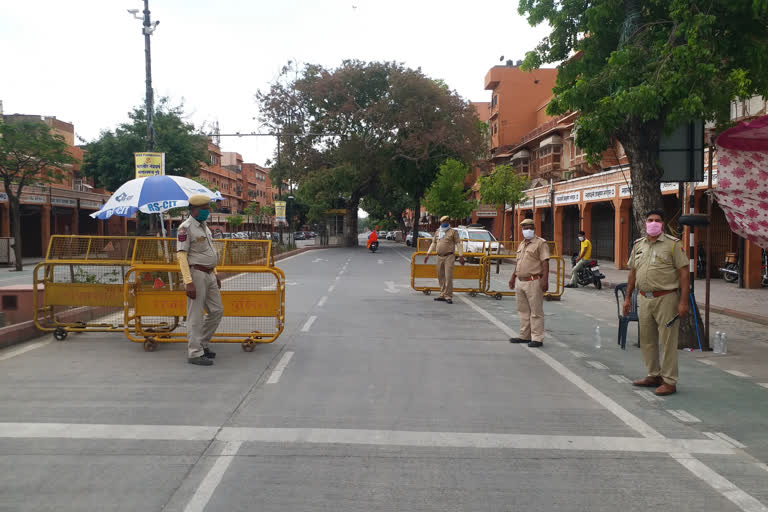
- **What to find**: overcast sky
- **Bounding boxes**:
[1,0,551,166]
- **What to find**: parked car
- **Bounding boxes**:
[294,232,306,240]
[405,231,433,247]
[385,231,395,240]
[455,226,503,258]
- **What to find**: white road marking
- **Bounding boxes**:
[704,432,747,449]
[609,375,632,384]
[183,441,242,512]
[0,422,217,440]
[301,316,317,332]
[757,463,768,473]
[670,453,768,512]
[551,341,568,348]
[311,258,327,263]
[266,351,295,384]
[328,285,335,293]
[698,359,719,366]
[317,296,327,307]
[667,409,702,423]
[634,390,664,403]
[0,339,52,362]
[377,259,383,264]
[570,350,587,358]
[335,276,341,281]
[725,369,751,378]
[384,281,398,294]
[586,360,609,370]
[758,383,768,389]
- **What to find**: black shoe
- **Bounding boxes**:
[434,297,446,302]
[528,341,544,348]
[509,337,530,344]
[188,355,213,366]
[204,348,216,359]
[446,299,453,304]
[565,283,577,288]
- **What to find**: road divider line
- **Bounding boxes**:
[704,432,747,449]
[328,285,335,293]
[698,359,719,366]
[0,339,52,362]
[570,350,587,358]
[301,316,317,332]
[758,383,768,389]
[667,409,702,423]
[183,441,242,512]
[317,296,327,307]
[266,351,295,384]
[724,369,751,378]
[757,463,768,473]
[609,375,632,384]
[634,390,664,403]
[586,361,609,370]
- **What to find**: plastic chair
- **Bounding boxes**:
[615,283,639,350]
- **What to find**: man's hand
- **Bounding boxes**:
[185,283,196,300]
[459,256,465,266]
[678,300,689,318]
[216,276,222,289]
[622,298,631,317]
[424,256,429,264]
[540,278,549,292]
[508,275,516,290]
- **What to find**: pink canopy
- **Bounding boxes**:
[714,115,768,250]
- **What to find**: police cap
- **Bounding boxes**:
[188,194,211,207]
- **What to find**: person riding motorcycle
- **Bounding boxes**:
[566,231,592,288]
[366,229,379,251]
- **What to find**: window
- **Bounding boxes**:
[493,123,498,134]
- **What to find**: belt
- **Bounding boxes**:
[192,264,214,273]
[518,275,542,281]
[639,289,676,298]
[438,252,454,257]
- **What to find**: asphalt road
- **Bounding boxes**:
[0,240,767,512]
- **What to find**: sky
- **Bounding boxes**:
[1,0,552,167]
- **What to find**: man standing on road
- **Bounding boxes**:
[509,218,550,347]
[424,216,464,304]
[565,230,592,288]
[177,194,223,366]
[624,209,689,396]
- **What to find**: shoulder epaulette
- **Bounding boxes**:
[663,233,681,242]
[633,237,644,244]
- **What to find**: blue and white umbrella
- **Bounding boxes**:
[91,175,222,220]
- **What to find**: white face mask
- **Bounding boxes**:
[522,229,535,240]
[578,236,584,242]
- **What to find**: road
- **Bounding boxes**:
[0,240,767,511]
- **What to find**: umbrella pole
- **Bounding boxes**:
[158,212,175,291]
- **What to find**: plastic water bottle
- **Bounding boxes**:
[720,332,728,354]
[595,325,602,349]
[713,331,722,354]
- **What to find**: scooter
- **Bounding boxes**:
[570,254,606,290]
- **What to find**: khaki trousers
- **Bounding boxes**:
[187,268,224,358]
[638,292,680,385]
[569,259,588,285]
[436,254,455,299]
[516,278,545,342]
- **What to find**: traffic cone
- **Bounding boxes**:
[153,278,165,289]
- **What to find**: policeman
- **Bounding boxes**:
[509,218,550,347]
[624,209,689,396]
[424,216,464,304]
[176,194,223,366]
[565,230,592,288]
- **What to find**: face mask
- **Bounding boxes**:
[522,229,535,240]
[194,209,210,222]
[440,222,450,229]
[578,236,584,242]
[645,220,663,237]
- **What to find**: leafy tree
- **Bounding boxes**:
[81,97,208,191]
[518,0,768,233]
[476,164,529,241]
[423,159,475,222]
[228,214,244,231]
[0,120,77,270]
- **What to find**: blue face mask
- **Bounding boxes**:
[193,209,210,222]
[441,222,450,229]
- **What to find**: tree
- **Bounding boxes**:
[423,159,475,222]
[518,0,768,233]
[243,202,258,232]
[0,120,77,270]
[228,214,244,232]
[476,164,529,241]
[81,97,208,191]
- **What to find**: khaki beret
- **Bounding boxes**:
[440,216,450,222]
[520,218,535,226]
[188,194,211,207]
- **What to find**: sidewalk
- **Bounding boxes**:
[591,259,768,326]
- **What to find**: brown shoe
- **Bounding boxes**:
[632,376,663,387]
[655,383,677,396]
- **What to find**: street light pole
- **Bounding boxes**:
[142,0,155,152]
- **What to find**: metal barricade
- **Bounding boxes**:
[410,251,485,296]
[480,254,566,301]
[123,264,285,352]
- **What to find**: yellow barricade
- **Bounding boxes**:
[480,254,566,301]
[410,251,485,296]
[123,264,285,352]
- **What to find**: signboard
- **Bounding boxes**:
[475,211,497,218]
[80,200,103,210]
[275,200,287,226]
[51,197,77,207]
[134,152,165,179]
[535,196,551,207]
[619,185,632,198]
[323,208,346,215]
[554,190,580,205]
[660,182,679,193]
[21,194,48,204]
[519,197,533,209]
[0,192,7,203]
[583,185,616,202]
[659,120,705,182]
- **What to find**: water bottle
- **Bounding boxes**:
[595,325,602,349]
[713,331,722,354]
[720,332,728,354]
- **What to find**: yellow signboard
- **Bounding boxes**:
[134,152,166,179]
[275,200,287,225]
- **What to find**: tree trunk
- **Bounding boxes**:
[616,117,665,237]
[344,196,360,247]
[412,197,421,250]
[10,195,23,271]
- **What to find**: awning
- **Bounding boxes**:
[539,135,563,148]
[511,149,530,160]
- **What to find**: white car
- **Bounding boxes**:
[455,227,503,255]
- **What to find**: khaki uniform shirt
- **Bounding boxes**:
[628,234,688,292]
[515,236,550,277]
[428,228,463,257]
[176,216,218,267]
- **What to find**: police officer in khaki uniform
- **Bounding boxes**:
[424,216,464,304]
[509,218,550,347]
[624,209,689,396]
[177,194,223,366]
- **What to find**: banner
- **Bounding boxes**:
[275,201,287,226]
[134,152,165,179]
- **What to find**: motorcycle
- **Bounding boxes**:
[571,254,605,290]
[719,252,739,283]
[368,241,379,253]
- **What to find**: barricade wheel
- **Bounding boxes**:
[423,290,431,295]
[251,331,263,340]
[54,328,68,341]
[469,292,477,297]
[495,293,503,301]
[143,339,158,352]
[242,340,256,352]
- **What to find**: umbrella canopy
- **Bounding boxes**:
[91,175,222,220]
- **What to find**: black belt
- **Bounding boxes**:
[192,264,214,273]
[438,252,454,256]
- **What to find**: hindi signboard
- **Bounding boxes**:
[583,185,616,202]
[134,152,165,179]
[275,200,287,226]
